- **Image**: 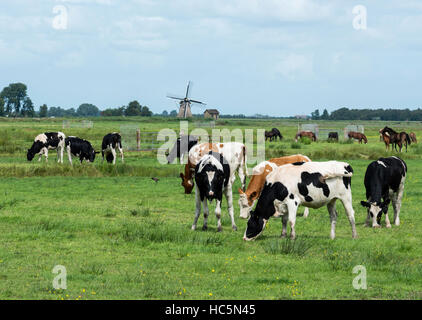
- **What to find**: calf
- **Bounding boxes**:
[27,132,65,163]
[192,152,236,232]
[65,137,99,165]
[180,142,248,194]
[243,161,357,241]
[360,156,407,228]
[102,133,124,164]
[238,154,311,219]
[166,135,198,164]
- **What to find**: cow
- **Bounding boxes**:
[65,136,99,165]
[243,161,357,241]
[166,135,198,164]
[192,152,236,232]
[180,142,248,194]
[328,132,339,142]
[101,133,124,164]
[360,156,407,228]
[27,132,65,163]
[238,154,311,219]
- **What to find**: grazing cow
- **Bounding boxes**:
[238,154,311,219]
[265,128,283,142]
[27,132,65,163]
[65,137,99,165]
[379,127,410,152]
[101,133,124,164]
[360,156,407,228]
[180,142,247,194]
[192,152,236,232]
[166,135,198,164]
[328,132,339,142]
[348,131,367,144]
[295,131,316,142]
[409,132,417,144]
[243,161,357,241]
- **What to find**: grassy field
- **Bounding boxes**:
[0,117,421,299]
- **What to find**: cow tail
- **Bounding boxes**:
[242,145,249,177]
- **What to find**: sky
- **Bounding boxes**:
[1,0,422,116]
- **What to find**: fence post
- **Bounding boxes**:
[136,129,141,151]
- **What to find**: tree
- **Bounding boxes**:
[125,100,142,116]
[101,106,125,117]
[140,106,152,117]
[0,83,29,116]
[39,104,48,118]
[21,97,35,117]
[0,97,4,116]
[161,110,168,117]
[311,109,320,120]
[170,110,178,117]
[77,103,100,117]
[321,109,329,120]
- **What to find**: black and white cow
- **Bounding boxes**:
[166,135,198,164]
[243,161,357,241]
[360,156,407,228]
[192,152,237,232]
[27,132,65,163]
[101,133,124,164]
[65,136,99,165]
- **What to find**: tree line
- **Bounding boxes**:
[310,107,422,121]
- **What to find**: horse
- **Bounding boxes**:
[410,132,417,143]
[295,131,316,142]
[265,128,283,141]
[379,127,411,152]
[328,132,338,142]
[347,131,367,144]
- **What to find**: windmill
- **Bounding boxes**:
[167,81,206,118]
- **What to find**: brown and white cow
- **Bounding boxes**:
[180,142,248,194]
[238,154,311,219]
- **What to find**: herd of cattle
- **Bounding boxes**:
[27,129,410,242]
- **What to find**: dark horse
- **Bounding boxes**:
[328,132,339,142]
[265,128,283,141]
[379,127,411,152]
[295,131,316,142]
[348,131,367,144]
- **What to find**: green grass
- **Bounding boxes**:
[0,117,422,299]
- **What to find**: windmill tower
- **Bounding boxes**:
[167,81,206,118]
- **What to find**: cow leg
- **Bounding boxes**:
[224,186,237,231]
[393,184,404,226]
[119,146,124,163]
[38,153,42,162]
[192,185,201,230]
[44,149,48,162]
[215,200,222,232]
[66,146,73,166]
[281,212,288,238]
[303,207,309,219]
[60,146,64,163]
[364,209,371,227]
[340,196,358,238]
[202,198,209,231]
[102,150,105,162]
[327,200,338,240]
[111,148,117,165]
[286,201,298,239]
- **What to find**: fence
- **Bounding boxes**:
[120,125,161,151]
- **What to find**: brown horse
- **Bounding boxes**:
[410,132,417,143]
[295,131,316,142]
[379,127,411,152]
[348,131,367,144]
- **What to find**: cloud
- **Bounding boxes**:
[275,53,314,79]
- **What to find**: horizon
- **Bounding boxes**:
[1,1,422,116]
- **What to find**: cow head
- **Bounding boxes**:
[238,188,256,219]
[27,141,44,161]
[195,153,228,201]
[89,150,100,162]
[360,199,390,227]
[243,211,267,241]
[180,173,194,194]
